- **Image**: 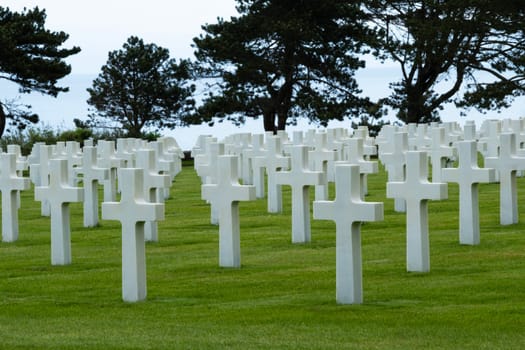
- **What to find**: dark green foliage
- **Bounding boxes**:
[192,0,383,133]
[0,6,80,137]
[366,1,525,123]
[87,36,196,138]
[0,124,127,155]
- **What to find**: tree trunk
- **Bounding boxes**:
[277,111,287,131]
[263,111,277,134]
[0,103,6,139]
[405,86,426,124]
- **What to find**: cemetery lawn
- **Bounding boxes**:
[1,160,525,350]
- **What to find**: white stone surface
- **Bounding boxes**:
[314,163,383,304]
[76,146,109,227]
[429,127,454,183]
[275,145,324,243]
[196,142,225,224]
[202,155,256,268]
[463,121,477,141]
[0,153,30,242]
[136,149,171,242]
[6,144,27,209]
[442,141,495,245]
[149,141,177,200]
[381,132,408,212]
[38,144,53,216]
[243,134,267,198]
[343,137,378,198]
[386,151,448,272]
[116,138,136,168]
[485,132,525,225]
[35,159,84,265]
[102,168,164,302]
[253,136,289,213]
[309,132,335,200]
[97,140,126,202]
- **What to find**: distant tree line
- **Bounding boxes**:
[1,1,525,139]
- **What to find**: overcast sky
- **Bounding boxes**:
[3,0,238,74]
[2,1,524,149]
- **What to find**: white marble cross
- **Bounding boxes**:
[243,134,267,198]
[28,142,44,186]
[480,120,501,159]
[381,132,408,212]
[97,140,126,202]
[6,144,28,209]
[376,125,397,162]
[463,121,477,141]
[196,142,224,185]
[233,133,252,185]
[485,132,525,225]
[283,130,304,155]
[275,145,324,243]
[0,153,30,242]
[386,151,448,272]
[411,124,431,151]
[38,144,53,216]
[429,127,454,183]
[196,142,224,224]
[253,136,289,213]
[309,132,335,201]
[136,149,171,242]
[65,141,83,186]
[202,155,256,268]
[102,168,164,302]
[156,137,184,178]
[149,141,176,200]
[344,137,378,198]
[35,159,84,265]
[314,163,383,304]
[115,138,136,168]
[76,146,109,227]
[442,141,495,245]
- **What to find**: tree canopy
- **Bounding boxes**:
[192,0,383,133]
[0,6,80,138]
[365,0,525,123]
[87,36,195,138]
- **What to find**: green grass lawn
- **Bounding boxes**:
[1,160,524,349]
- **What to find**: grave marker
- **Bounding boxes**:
[344,137,378,198]
[76,146,109,227]
[243,134,267,198]
[275,145,324,243]
[314,163,383,304]
[309,132,335,200]
[429,127,454,183]
[485,132,525,225]
[0,153,30,242]
[38,144,53,216]
[442,141,495,245]
[196,142,225,224]
[202,155,256,267]
[386,151,448,272]
[97,140,126,202]
[136,149,171,242]
[253,136,289,213]
[381,132,408,212]
[102,168,164,302]
[35,159,84,265]
[463,121,477,141]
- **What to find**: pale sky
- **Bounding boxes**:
[3,0,239,74]
[2,1,523,148]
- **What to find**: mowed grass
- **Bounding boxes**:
[1,159,525,349]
